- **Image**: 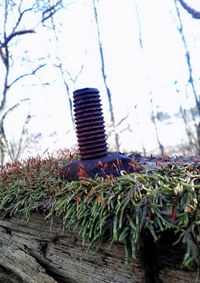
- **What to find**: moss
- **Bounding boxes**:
[0,154,199,268]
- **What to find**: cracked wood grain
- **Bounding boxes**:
[0,213,198,283]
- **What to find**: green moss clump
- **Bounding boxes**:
[0,155,199,268]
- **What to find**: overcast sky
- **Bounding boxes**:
[3,0,200,157]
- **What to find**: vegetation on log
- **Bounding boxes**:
[0,152,199,281]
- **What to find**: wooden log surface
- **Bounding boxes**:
[0,213,199,283]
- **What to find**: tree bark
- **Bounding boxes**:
[0,213,198,283]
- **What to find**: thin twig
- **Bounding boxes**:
[149,93,165,155]
[134,0,143,49]
[92,0,114,124]
[15,115,32,160]
[1,98,30,123]
[9,64,46,88]
[48,0,81,128]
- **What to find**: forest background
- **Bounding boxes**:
[0,0,200,164]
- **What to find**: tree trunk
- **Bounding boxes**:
[0,213,198,283]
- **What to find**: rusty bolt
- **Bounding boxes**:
[60,88,134,181]
[73,88,108,159]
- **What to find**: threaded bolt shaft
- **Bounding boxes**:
[73,88,108,160]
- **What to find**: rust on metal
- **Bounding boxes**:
[73,88,108,160]
[60,87,134,181]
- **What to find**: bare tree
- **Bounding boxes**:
[174,81,197,155]
[173,0,200,154]
[133,0,164,155]
[47,1,85,129]
[0,0,63,163]
[92,0,120,152]
[106,113,132,152]
[149,93,165,155]
[133,105,147,156]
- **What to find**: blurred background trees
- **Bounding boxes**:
[0,0,200,164]
[0,0,63,163]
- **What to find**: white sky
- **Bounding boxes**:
[2,0,200,157]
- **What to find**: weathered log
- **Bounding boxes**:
[0,213,198,283]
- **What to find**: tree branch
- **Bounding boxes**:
[134,0,143,49]
[1,30,35,47]
[116,114,129,128]
[174,0,200,112]
[42,0,63,24]
[178,0,200,19]
[12,7,34,34]
[93,0,115,124]
[65,63,84,85]
[0,98,30,162]
[9,64,46,88]
[1,98,30,124]
[49,2,75,129]
[149,92,165,155]
[15,114,32,160]
[93,0,119,151]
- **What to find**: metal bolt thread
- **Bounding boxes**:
[73,88,108,160]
